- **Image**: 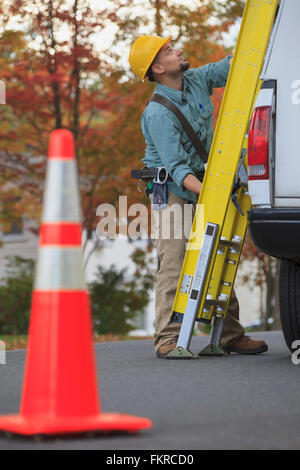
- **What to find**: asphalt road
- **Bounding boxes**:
[0,330,299,450]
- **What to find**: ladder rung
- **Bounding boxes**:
[204,299,226,308]
[218,235,242,254]
[204,293,228,312]
[221,280,232,286]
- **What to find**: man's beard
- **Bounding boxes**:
[180,61,190,72]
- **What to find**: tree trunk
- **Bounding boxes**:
[48,0,62,129]
[71,0,80,146]
[263,256,280,330]
[155,0,162,36]
[272,258,281,330]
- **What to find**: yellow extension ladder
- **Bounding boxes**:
[167,0,279,358]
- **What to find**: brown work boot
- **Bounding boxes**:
[156,339,177,359]
[224,335,268,355]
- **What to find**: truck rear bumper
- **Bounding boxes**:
[247,208,300,259]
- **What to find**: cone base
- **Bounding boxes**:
[0,413,152,436]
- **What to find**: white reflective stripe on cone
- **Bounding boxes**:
[34,247,87,290]
[42,160,82,223]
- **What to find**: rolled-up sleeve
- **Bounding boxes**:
[196,55,232,95]
[147,110,196,190]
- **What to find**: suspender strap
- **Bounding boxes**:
[148,93,209,164]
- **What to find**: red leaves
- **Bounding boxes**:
[0,0,245,238]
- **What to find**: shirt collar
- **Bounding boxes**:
[154,76,189,104]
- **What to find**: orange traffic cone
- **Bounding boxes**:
[0,129,152,436]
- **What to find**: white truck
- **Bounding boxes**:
[246,0,300,350]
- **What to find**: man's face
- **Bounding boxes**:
[152,42,190,77]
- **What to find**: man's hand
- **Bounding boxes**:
[229,56,233,66]
[183,174,202,195]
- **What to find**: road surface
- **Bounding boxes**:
[0,331,299,450]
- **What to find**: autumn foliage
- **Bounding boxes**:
[0,0,244,242]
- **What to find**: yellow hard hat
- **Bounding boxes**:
[129,35,172,80]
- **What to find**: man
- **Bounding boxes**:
[129,35,268,358]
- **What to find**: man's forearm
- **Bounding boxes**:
[183,174,202,194]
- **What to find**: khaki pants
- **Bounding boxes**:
[150,190,245,353]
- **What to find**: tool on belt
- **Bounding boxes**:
[131,166,172,210]
[131,94,209,209]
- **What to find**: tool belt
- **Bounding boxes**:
[131,166,205,186]
[131,166,172,184]
[131,167,205,211]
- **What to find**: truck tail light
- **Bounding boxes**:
[248,106,271,180]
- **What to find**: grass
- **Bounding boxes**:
[0,335,28,351]
[0,334,153,351]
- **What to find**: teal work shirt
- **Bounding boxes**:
[141,55,232,202]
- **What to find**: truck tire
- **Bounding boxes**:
[279,259,300,351]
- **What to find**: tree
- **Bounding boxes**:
[89,247,155,334]
[0,0,130,240]
[0,256,34,335]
